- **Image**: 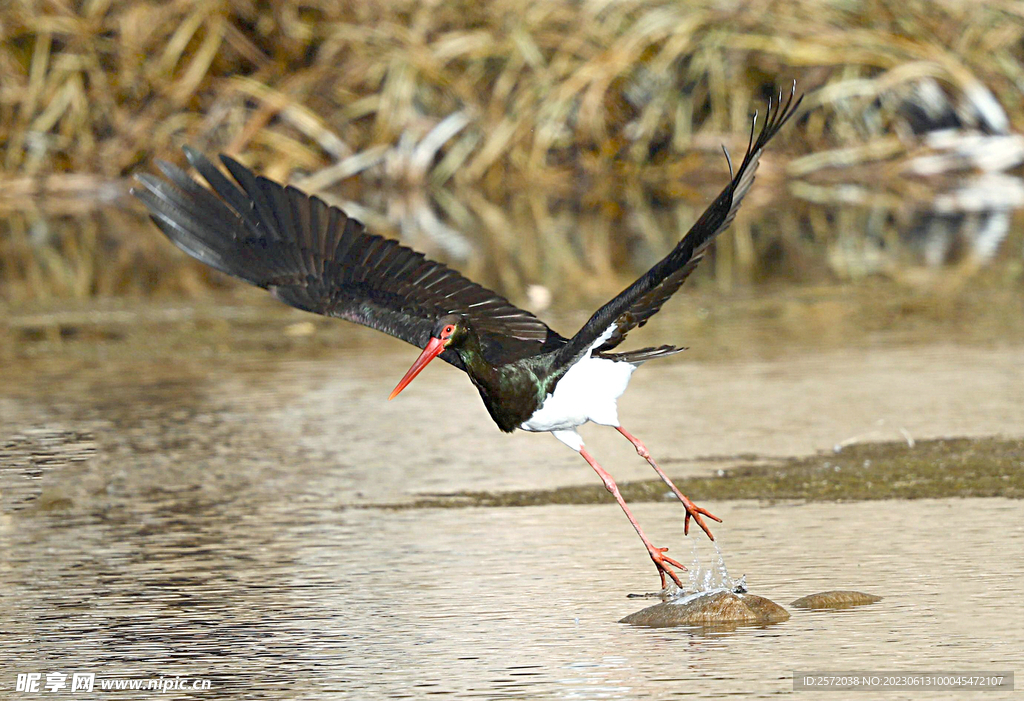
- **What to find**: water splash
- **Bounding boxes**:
[673,537,747,600]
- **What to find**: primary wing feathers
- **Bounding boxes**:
[566,85,803,363]
[134,85,800,373]
[592,256,700,355]
[132,149,560,368]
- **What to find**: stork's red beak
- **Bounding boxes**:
[388,337,447,400]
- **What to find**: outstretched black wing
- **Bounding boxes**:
[559,84,803,365]
[132,147,563,369]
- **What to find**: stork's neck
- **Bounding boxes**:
[452,322,544,433]
[451,322,498,386]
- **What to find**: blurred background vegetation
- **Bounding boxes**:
[1,0,1023,307]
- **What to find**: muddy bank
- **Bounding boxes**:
[378,436,1023,509]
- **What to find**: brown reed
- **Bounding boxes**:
[2,0,1022,190]
[2,0,1022,304]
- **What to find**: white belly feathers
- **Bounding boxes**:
[520,353,637,433]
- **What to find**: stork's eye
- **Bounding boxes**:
[443,325,455,336]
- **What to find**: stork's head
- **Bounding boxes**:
[388,313,466,400]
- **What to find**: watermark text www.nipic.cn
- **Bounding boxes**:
[16,673,212,693]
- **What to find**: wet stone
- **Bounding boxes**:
[620,590,790,627]
[791,590,882,609]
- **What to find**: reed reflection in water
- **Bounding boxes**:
[2,176,1021,308]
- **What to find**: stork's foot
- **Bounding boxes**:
[648,545,686,589]
[680,495,722,540]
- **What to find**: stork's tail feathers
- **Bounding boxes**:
[598,345,686,364]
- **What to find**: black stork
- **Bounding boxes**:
[133,85,801,589]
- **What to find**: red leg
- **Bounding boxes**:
[579,446,685,589]
[617,426,722,540]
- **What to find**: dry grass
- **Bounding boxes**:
[2,0,1023,304]
[2,0,1023,190]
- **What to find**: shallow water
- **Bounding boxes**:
[2,182,1023,697]
[2,491,1021,698]
[1,330,1022,699]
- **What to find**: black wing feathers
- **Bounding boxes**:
[563,84,802,364]
[134,84,799,372]
[133,150,560,368]
[592,256,701,356]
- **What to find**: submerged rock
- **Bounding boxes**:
[620,590,790,627]
[791,590,882,609]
